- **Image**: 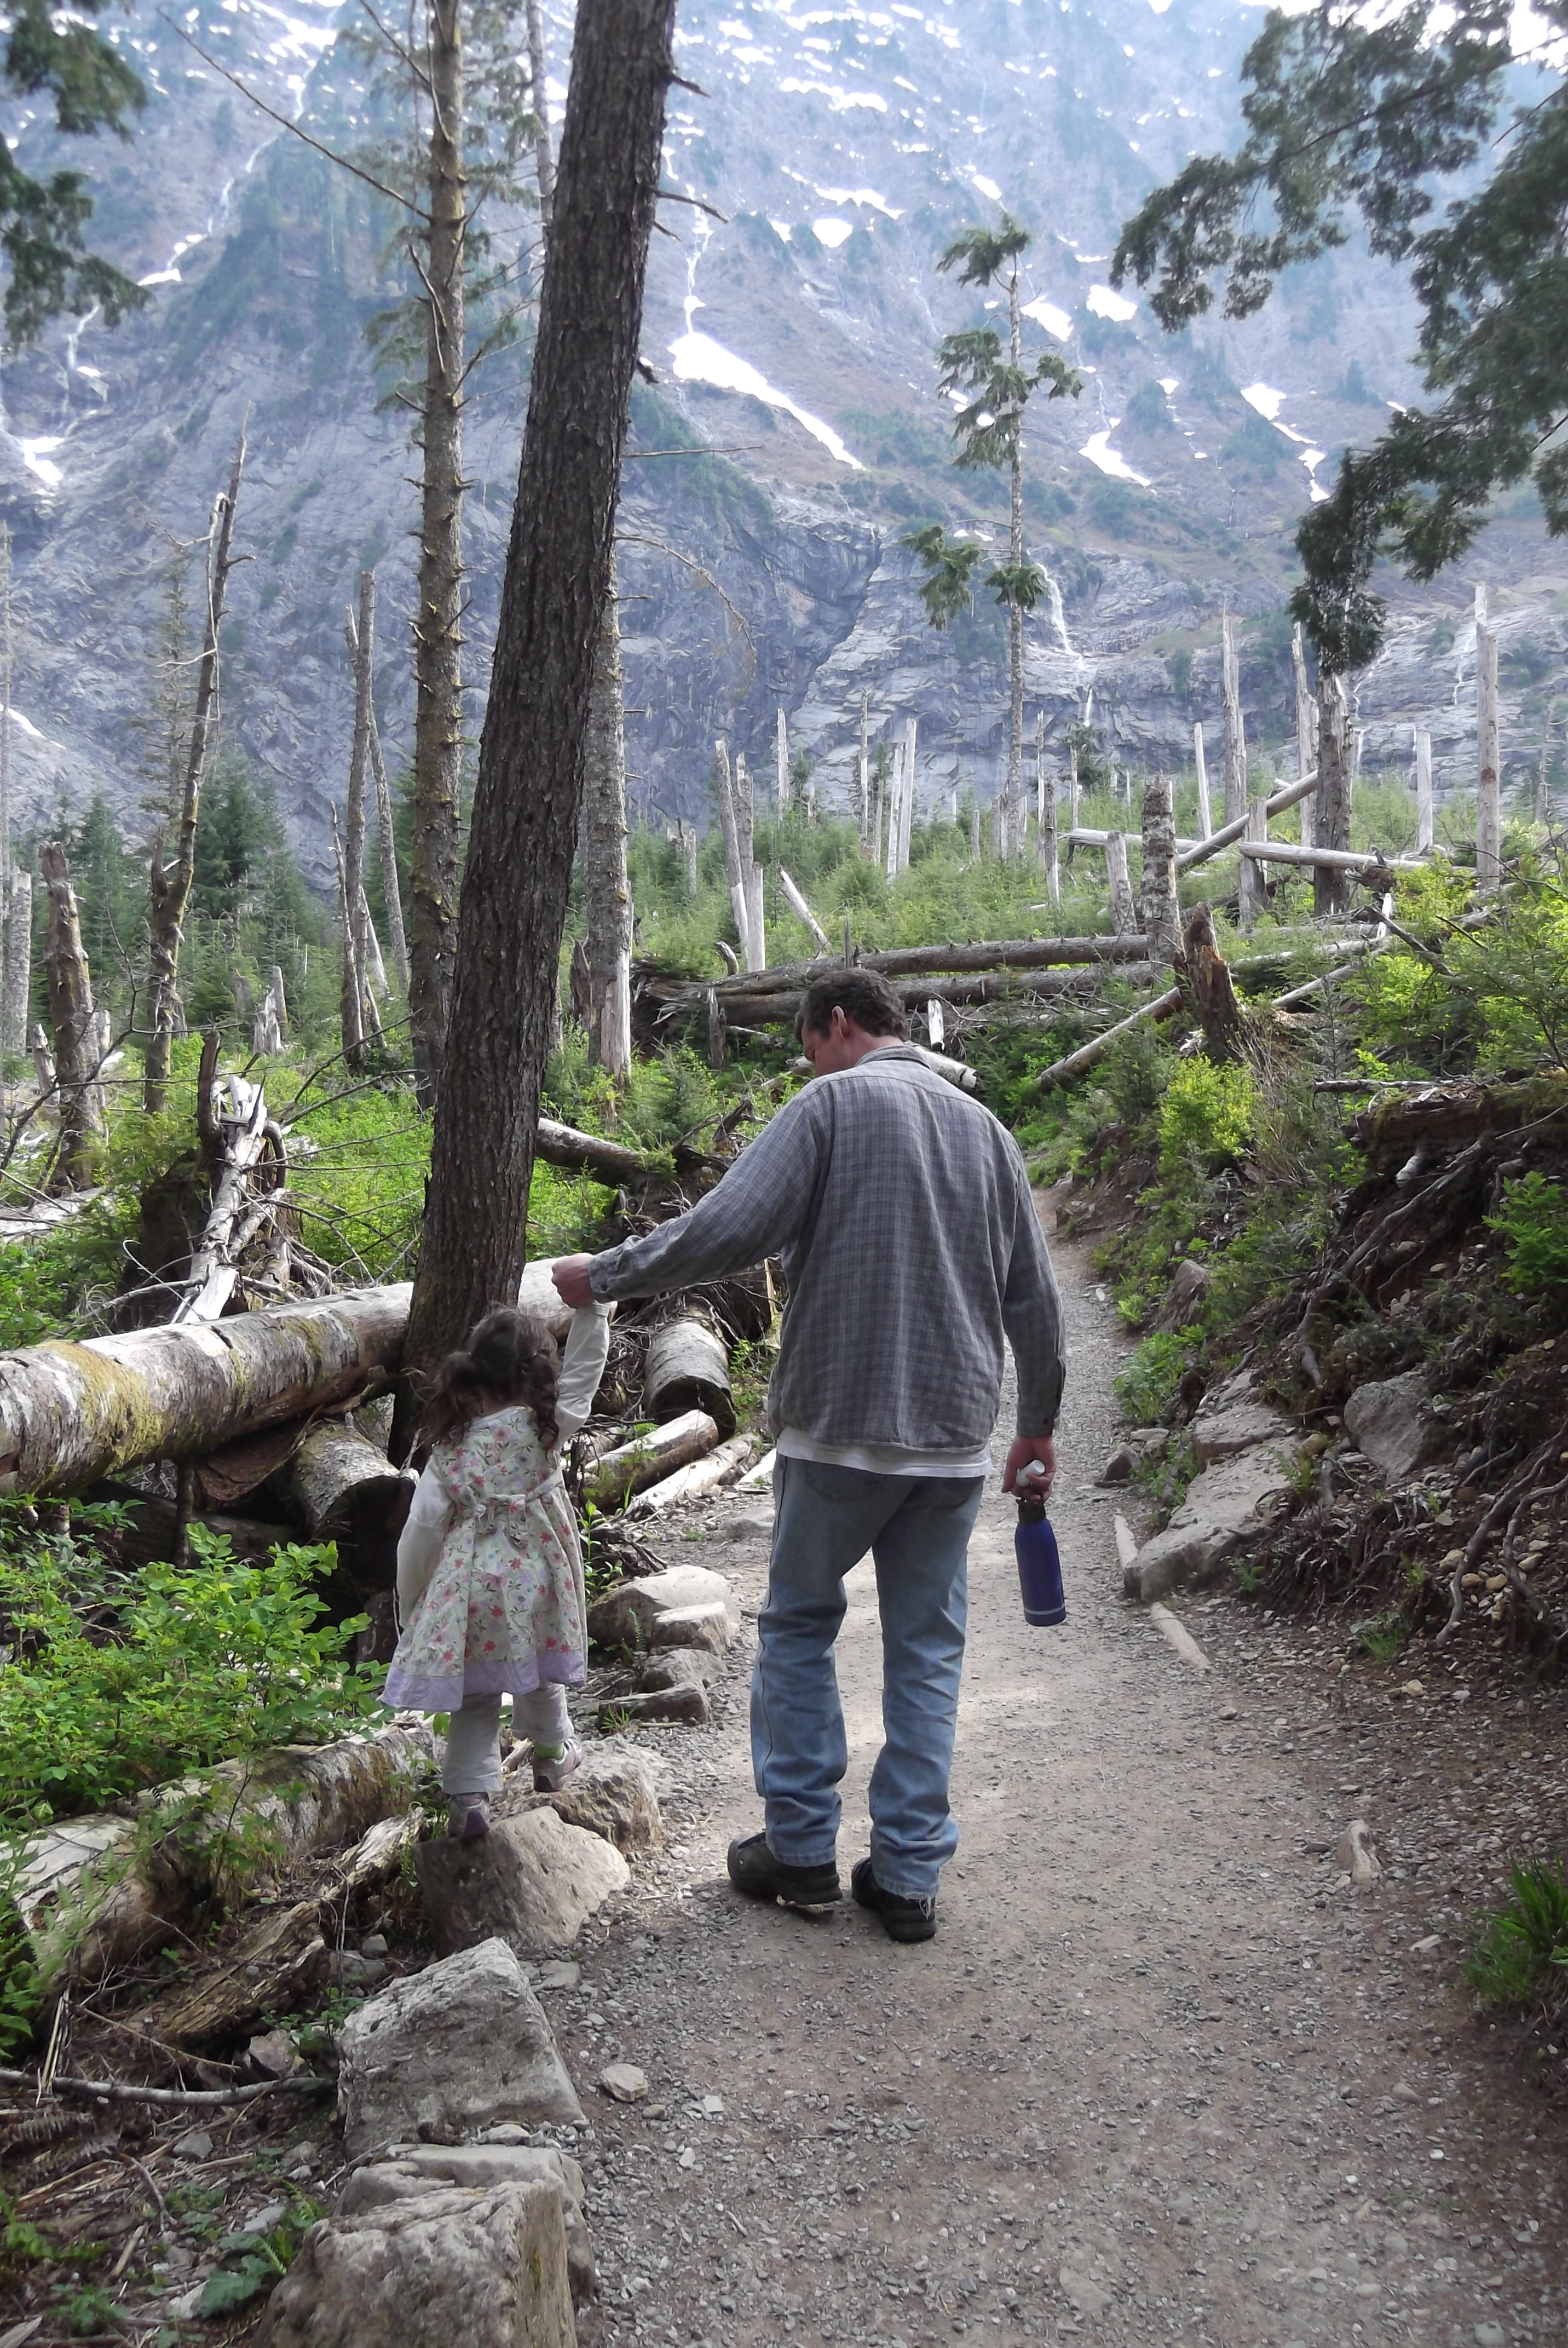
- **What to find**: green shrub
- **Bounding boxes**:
[1467,1858,1568,2010]
[1114,1330,1190,1426]
[1488,1171,1568,1295]
[1158,1058,1256,1175]
[0,1515,384,1822]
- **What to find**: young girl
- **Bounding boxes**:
[384,1298,611,1839]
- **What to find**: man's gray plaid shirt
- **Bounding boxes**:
[587,1044,1065,1453]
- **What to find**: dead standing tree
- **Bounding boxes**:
[339,568,376,1071]
[40,841,107,1192]
[400,0,676,1399]
[145,420,247,1116]
[581,542,632,1075]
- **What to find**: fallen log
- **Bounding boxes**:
[284,1419,414,1602]
[1174,771,1317,874]
[693,966,1150,1029]
[1031,988,1185,1094]
[535,1117,662,1185]
[1350,1076,1568,1179]
[0,1281,412,1498]
[625,1433,756,1517]
[125,1896,327,2053]
[642,1313,735,1437]
[642,934,1155,1004]
[1238,841,1425,873]
[584,1409,720,1511]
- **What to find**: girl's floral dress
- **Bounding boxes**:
[382,1303,609,1715]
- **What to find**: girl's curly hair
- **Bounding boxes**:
[419,1305,561,1453]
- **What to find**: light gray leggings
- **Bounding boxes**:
[442,1686,572,1796]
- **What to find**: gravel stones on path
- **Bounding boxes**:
[553,1231,1564,2348]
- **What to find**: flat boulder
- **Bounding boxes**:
[1122,1445,1295,1605]
[337,2144,592,2304]
[1190,1392,1295,1470]
[587,1564,739,1655]
[417,1811,629,1960]
[258,2179,574,2348]
[335,1937,583,2156]
[1344,1370,1448,1478]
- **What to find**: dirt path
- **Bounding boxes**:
[566,1230,1565,2348]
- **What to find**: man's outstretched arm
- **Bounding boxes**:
[553,1087,826,1310]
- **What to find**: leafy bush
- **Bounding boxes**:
[0,1516,384,1822]
[1114,1330,1190,1426]
[1467,1857,1568,2011]
[1158,1059,1256,1175]
[1488,1171,1568,1296]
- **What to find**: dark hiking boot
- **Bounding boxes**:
[851,1857,937,1944]
[727,1833,841,1916]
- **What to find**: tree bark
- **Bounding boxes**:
[145,422,246,1115]
[585,1407,720,1511]
[3,867,29,1060]
[1416,726,1435,853]
[775,704,789,817]
[39,842,104,1192]
[582,543,632,1076]
[1314,670,1354,916]
[0,1283,412,1497]
[1476,604,1502,893]
[712,738,750,963]
[642,1313,734,1436]
[1238,795,1269,930]
[402,0,674,1396]
[858,690,869,849]
[340,571,375,1071]
[349,614,410,997]
[1174,901,1247,1063]
[1221,608,1247,824]
[1140,774,1180,968]
[1293,621,1319,850]
[407,0,467,1112]
[1192,720,1212,839]
[1105,831,1137,935]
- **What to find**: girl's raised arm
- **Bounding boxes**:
[556,1300,612,1441]
[395,1466,452,1620]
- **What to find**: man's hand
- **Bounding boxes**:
[551,1253,596,1310]
[1003,1433,1057,1496]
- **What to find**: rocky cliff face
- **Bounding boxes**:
[0,0,1561,872]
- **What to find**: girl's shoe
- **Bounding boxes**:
[532,1736,581,1794]
[446,1795,492,1841]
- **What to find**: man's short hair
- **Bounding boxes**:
[797,968,909,1041]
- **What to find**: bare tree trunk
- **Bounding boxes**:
[582,543,632,1075]
[1068,733,1080,830]
[1221,608,1247,824]
[1192,721,1211,839]
[524,0,555,226]
[0,526,11,1030]
[775,705,789,817]
[1533,716,1552,828]
[341,569,375,1072]
[145,421,247,1115]
[40,842,104,1192]
[1037,710,1059,902]
[3,868,28,1061]
[713,738,750,963]
[1416,727,1435,853]
[1238,795,1268,931]
[407,0,467,1110]
[347,603,410,997]
[1105,831,1137,935]
[898,715,917,873]
[1314,671,1354,918]
[1140,775,1180,966]
[1175,902,1247,1063]
[402,0,674,1395]
[1001,258,1025,861]
[1476,589,1502,893]
[858,689,869,849]
[1292,621,1318,850]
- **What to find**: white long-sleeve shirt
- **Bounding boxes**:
[394,1303,610,1615]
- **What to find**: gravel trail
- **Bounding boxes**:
[563,1225,1565,2348]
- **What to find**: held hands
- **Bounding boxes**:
[1003,1433,1057,1497]
[551,1254,596,1311]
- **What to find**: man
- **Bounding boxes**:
[552,968,1064,1943]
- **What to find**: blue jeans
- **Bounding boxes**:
[750,1457,983,1900]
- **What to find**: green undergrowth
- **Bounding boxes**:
[1467,1859,1568,2014]
[0,1504,384,1824]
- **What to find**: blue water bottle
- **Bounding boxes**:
[1014,1461,1067,1627]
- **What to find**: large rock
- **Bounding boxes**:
[500,1748,666,1854]
[1344,1371,1449,1478]
[258,2179,574,2347]
[1122,1446,1295,1604]
[1153,1256,1210,1332]
[335,1937,584,2155]
[338,2145,593,2304]
[587,1564,739,1656]
[417,1811,629,1960]
[1190,1392,1296,1469]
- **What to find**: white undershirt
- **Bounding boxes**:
[776,1425,992,1478]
